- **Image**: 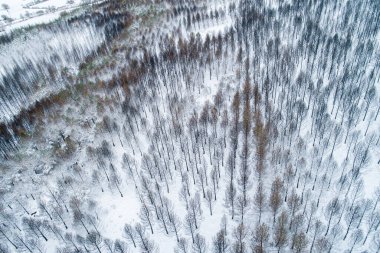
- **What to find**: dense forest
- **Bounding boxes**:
[0,2,132,124]
[0,0,380,252]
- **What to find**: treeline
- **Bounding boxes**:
[0,3,134,158]
[0,1,133,124]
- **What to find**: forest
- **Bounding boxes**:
[0,0,380,252]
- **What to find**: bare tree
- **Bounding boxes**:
[0,226,18,250]
[192,234,206,253]
[205,189,214,215]
[292,232,308,253]
[252,223,269,253]
[44,222,65,243]
[114,239,128,253]
[180,185,190,210]
[348,229,363,253]
[27,238,45,253]
[123,224,136,248]
[356,199,373,229]
[309,220,324,253]
[315,237,330,252]
[185,213,196,243]
[236,195,248,223]
[110,165,123,197]
[65,232,81,252]
[135,223,156,253]
[168,210,182,242]
[374,232,380,253]
[225,182,236,219]
[213,229,228,253]
[14,233,33,253]
[72,210,90,235]
[86,231,103,253]
[157,206,169,235]
[198,168,207,198]
[22,217,48,242]
[254,183,265,224]
[233,223,247,253]
[288,191,301,230]
[274,211,288,252]
[290,214,305,250]
[325,197,341,236]
[175,237,189,253]
[344,205,361,240]
[211,168,218,201]
[139,200,154,235]
[38,200,53,221]
[363,212,380,244]
[270,177,283,224]
[189,193,202,229]
[76,234,91,253]
[328,224,343,252]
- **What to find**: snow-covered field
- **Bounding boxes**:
[0,0,101,33]
[0,0,380,252]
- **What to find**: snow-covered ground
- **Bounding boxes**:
[0,0,102,33]
[0,0,380,252]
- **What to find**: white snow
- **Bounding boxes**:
[0,0,379,252]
